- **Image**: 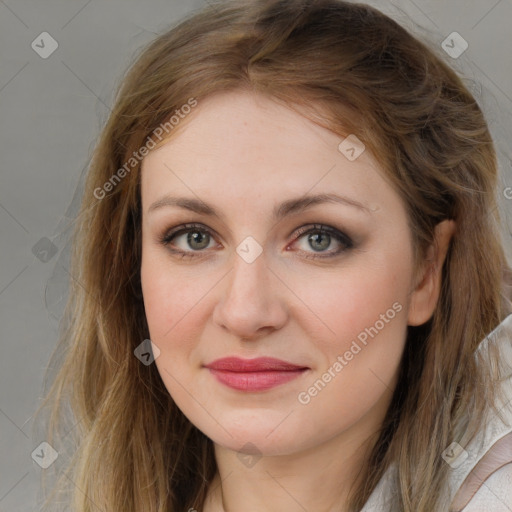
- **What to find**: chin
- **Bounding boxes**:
[201,415,315,457]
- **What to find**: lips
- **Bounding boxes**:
[204,357,309,391]
[204,356,307,372]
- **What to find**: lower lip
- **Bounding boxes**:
[207,368,308,391]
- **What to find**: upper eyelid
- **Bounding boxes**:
[163,222,342,239]
[163,223,216,240]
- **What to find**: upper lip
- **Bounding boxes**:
[204,357,308,372]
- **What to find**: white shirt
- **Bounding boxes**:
[361,314,512,511]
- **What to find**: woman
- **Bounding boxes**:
[35,0,512,510]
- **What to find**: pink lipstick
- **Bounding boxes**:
[204,357,309,391]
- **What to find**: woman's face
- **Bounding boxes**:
[140,90,420,456]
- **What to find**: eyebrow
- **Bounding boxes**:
[148,193,373,220]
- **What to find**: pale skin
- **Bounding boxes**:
[140,90,455,512]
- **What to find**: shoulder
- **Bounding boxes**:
[452,314,512,511]
[461,462,512,511]
[363,315,512,512]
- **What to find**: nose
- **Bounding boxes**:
[212,249,288,341]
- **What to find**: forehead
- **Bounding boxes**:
[140,90,399,218]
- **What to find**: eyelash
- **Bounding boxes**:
[158,222,354,260]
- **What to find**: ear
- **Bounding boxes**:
[407,219,456,326]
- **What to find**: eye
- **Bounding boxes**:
[290,224,353,259]
[159,223,217,259]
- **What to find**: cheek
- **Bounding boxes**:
[141,257,209,398]
[140,251,210,342]
[292,252,411,355]
[289,252,411,420]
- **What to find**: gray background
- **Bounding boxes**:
[1,1,511,510]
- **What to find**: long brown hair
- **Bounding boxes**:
[34,1,512,510]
